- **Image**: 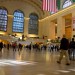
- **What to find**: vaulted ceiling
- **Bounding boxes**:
[19,0,44,18]
[0,0,42,12]
[23,0,43,14]
[0,0,44,18]
[21,0,42,10]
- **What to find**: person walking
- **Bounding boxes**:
[18,43,23,51]
[12,42,17,51]
[57,35,70,65]
[0,42,3,52]
[7,43,10,50]
[69,38,75,60]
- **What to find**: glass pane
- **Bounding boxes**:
[28,14,38,34]
[0,8,7,31]
[13,10,24,32]
[63,0,72,8]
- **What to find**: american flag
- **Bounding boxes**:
[42,0,57,13]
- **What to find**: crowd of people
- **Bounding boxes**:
[0,41,23,52]
[0,35,75,66]
[0,41,60,53]
[25,42,60,52]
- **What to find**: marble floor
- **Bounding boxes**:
[0,48,75,75]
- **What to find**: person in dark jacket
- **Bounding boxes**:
[57,35,70,65]
[18,43,23,51]
[0,42,3,52]
[69,38,75,60]
[7,43,10,50]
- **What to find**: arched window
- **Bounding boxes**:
[63,0,73,8]
[13,10,24,33]
[0,8,7,31]
[28,13,39,34]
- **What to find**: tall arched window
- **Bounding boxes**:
[28,13,39,34]
[0,8,7,31]
[63,0,73,8]
[13,10,24,33]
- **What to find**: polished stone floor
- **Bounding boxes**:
[0,48,75,75]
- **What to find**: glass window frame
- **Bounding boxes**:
[62,0,73,8]
[12,10,24,33]
[28,13,39,35]
[0,7,8,31]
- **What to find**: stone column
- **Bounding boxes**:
[40,19,55,39]
[72,11,75,38]
[38,20,43,38]
[57,16,65,38]
[24,18,29,36]
[7,15,13,35]
[48,21,56,39]
[60,0,65,9]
